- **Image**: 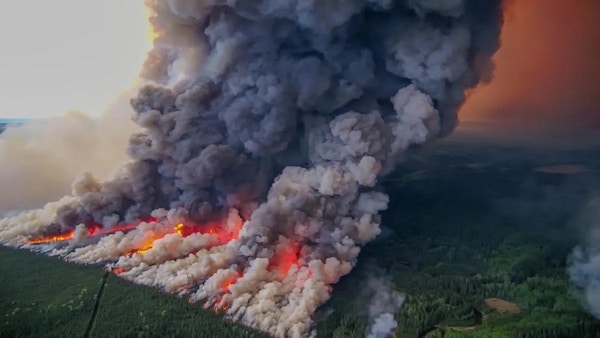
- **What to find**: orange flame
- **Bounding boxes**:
[111,267,127,275]
[26,211,244,266]
[268,241,301,275]
[128,245,154,255]
[26,217,159,245]
[125,214,243,256]
[27,230,75,245]
[213,296,226,314]
[172,219,225,238]
[220,273,241,293]
[174,223,184,236]
[222,280,235,291]
[201,273,242,315]
[172,213,244,244]
[210,295,230,314]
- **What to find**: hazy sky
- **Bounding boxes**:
[2,0,599,128]
[0,1,150,119]
[461,0,600,130]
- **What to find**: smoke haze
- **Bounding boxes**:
[461,0,600,130]
[0,93,136,214]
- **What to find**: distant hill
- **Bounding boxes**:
[0,118,32,134]
[452,121,600,149]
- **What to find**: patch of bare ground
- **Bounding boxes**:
[449,326,476,331]
[484,298,520,314]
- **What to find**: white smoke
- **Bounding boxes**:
[0,1,506,337]
[365,276,405,338]
[569,199,600,318]
[368,314,398,338]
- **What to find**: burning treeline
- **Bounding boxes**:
[0,1,506,337]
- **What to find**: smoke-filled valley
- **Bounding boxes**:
[1,1,600,338]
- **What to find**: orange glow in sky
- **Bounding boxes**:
[0,1,152,119]
[461,0,600,129]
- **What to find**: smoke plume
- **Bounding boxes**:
[569,199,600,318]
[365,276,405,338]
[0,92,136,215]
[0,1,505,336]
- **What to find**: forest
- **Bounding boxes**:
[315,139,600,337]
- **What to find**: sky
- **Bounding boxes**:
[461,0,600,130]
[0,0,599,128]
[0,1,150,119]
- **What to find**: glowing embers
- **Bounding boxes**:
[212,296,229,314]
[204,273,241,314]
[111,267,127,275]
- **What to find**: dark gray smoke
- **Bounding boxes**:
[56,0,504,234]
[0,1,505,336]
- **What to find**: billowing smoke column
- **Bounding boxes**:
[365,276,405,338]
[0,1,504,336]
